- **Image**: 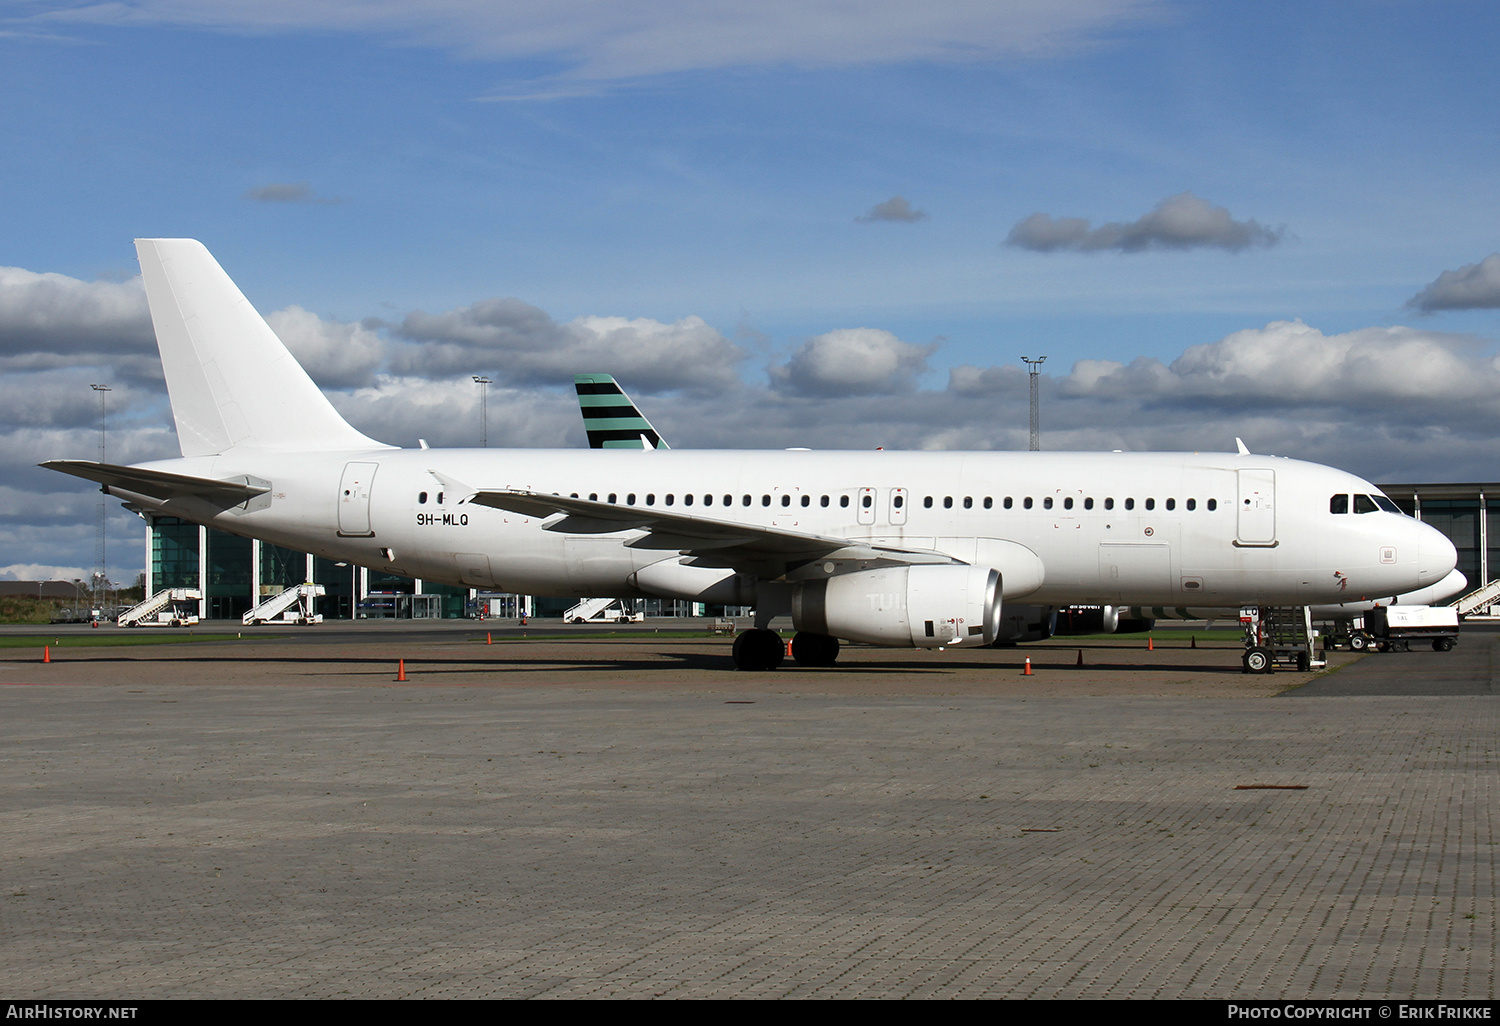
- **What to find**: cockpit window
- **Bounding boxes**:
[1373,495,1402,514]
[1330,494,1349,514]
[1354,494,1378,514]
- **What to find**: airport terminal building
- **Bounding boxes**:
[138,481,1499,621]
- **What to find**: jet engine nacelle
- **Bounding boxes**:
[992,604,1058,644]
[792,564,1002,648]
[1055,605,1119,635]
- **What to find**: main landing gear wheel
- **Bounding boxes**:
[732,629,785,671]
[791,631,840,667]
[1242,646,1274,674]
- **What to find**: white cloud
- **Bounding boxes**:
[948,363,1026,396]
[0,563,90,582]
[1006,193,1286,253]
[266,306,387,389]
[770,328,937,396]
[329,377,583,449]
[1056,319,1500,413]
[395,299,744,393]
[0,266,151,354]
[36,1,1166,80]
[856,196,928,223]
[1407,254,1500,312]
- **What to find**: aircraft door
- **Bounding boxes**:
[338,461,379,537]
[1236,469,1276,546]
[889,487,908,526]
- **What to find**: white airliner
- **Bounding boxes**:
[43,240,1458,670]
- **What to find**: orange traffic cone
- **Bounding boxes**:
[786,640,794,657]
[397,658,407,682]
[1022,657,1033,675]
[486,632,492,645]
[1148,636,1154,651]
[43,645,50,664]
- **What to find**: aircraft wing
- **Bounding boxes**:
[465,488,959,577]
[40,460,270,506]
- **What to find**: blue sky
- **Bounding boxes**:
[2,1,1500,580]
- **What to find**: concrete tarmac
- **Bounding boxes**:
[1,622,1495,998]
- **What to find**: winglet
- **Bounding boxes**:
[1235,437,1251,455]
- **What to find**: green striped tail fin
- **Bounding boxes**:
[573,374,670,449]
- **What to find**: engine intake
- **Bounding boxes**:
[792,564,1002,648]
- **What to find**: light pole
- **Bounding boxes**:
[90,383,112,608]
[472,375,492,447]
[1020,357,1045,451]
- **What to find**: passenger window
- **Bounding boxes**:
[821,496,830,507]
[924,496,933,508]
[627,493,636,505]
[964,497,973,509]
[1330,494,1348,514]
[802,495,811,507]
[1043,497,1053,509]
[1024,497,1033,509]
[589,493,598,502]
[781,494,791,507]
[840,495,850,508]
[1084,497,1093,510]
[984,497,993,509]
[418,492,428,504]
[1104,498,1114,510]
[1124,498,1135,510]
[646,494,656,506]
[1207,498,1217,511]
[1186,498,1196,511]
[893,495,903,508]
[1063,497,1073,510]
[1165,498,1175,511]
[762,495,771,507]
[861,494,872,508]
[1004,497,1013,509]
[608,493,618,504]
[742,495,751,506]
[437,492,444,505]
[1145,498,1155,510]
[943,496,953,509]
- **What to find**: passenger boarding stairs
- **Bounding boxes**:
[244,583,326,625]
[565,597,624,623]
[118,588,201,627]
[1452,578,1500,618]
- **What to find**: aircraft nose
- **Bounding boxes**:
[1417,521,1458,583]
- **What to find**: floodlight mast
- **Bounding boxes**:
[1020,356,1045,451]
[472,375,492,448]
[90,383,111,609]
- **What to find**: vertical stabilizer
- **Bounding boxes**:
[573,374,669,449]
[135,239,388,457]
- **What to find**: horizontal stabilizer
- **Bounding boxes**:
[40,460,269,505]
